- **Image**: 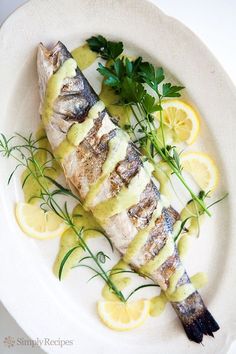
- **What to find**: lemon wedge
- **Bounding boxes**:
[156,99,200,144]
[181,152,219,192]
[15,202,67,239]
[97,299,149,331]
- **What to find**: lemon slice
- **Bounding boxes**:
[156,99,200,144]
[181,152,219,192]
[97,300,149,331]
[16,202,67,239]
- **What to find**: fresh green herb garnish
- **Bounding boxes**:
[87,35,220,216]
[0,133,161,302]
[174,191,229,242]
[86,35,123,60]
[0,133,126,302]
[173,217,192,242]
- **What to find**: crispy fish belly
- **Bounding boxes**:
[37,41,219,343]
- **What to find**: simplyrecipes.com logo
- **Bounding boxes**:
[3,336,75,349]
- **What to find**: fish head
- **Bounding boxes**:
[37,42,71,112]
[37,41,98,123]
[36,41,95,151]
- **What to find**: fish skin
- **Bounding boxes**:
[37,41,219,343]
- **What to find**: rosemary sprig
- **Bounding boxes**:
[1,133,165,303]
[173,217,191,242]
[0,133,126,302]
[174,191,229,242]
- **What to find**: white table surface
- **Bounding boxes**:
[0,0,235,353]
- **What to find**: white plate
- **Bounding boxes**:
[0,0,236,353]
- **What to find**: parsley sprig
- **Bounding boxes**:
[87,35,210,215]
[86,35,123,61]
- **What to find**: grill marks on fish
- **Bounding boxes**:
[158,252,180,285]
[133,208,179,269]
[143,214,169,258]
[37,41,220,343]
[109,144,162,230]
[128,182,160,229]
[69,113,114,192]
[109,144,141,196]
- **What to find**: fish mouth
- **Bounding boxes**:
[38,41,67,56]
[38,41,70,72]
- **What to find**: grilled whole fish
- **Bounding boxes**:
[37,41,219,343]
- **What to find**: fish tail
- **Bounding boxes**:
[181,307,220,343]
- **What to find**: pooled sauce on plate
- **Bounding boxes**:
[102,260,131,301]
[99,82,131,128]
[149,292,168,317]
[54,204,103,279]
[21,126,61,203]
[71,44,98,70]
